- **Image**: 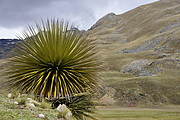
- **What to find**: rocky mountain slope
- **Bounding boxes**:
[87,0,180,75]
[86,0,180,106]
[0,39,20,59]
[0,0,180,106]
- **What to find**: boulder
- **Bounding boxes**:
[57,104,72,120]
[8,93,12,98]
[38,114,45,118]
[14,101,18,105]
[27,103,35,107]
[27,98,41,106]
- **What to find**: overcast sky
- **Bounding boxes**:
[0,0,158,38]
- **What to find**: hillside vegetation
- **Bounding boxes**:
[86,0,180,106]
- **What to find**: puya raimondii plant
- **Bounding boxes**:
[6,19,99,101]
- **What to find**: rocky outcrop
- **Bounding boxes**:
[121,59,161,76]
[89,12,116,30]
[57,104,72,120]
[0,39,20,59]
[120,37,165,54]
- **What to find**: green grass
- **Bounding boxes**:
[100,69,180,106]
[1,92,180,120]
[0,94,58,120]
[95,107,180,120]
[0,90,179,120]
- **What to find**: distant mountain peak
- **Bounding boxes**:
[89,12,116,30]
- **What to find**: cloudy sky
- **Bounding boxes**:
[0,0,158,38]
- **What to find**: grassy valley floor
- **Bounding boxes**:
[95,106,180,120]
[0,93,180,120]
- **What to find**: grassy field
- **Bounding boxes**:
[95,106,180,120]
[0,93,180,120]
[0,56,180,120]
[0,85,179,120]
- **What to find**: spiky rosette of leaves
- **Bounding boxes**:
[68,93,97,120]
[6,20,99,99]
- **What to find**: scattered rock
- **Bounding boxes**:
[120,37,164,54]
[159,20,180,33]
[14,101,18,105]
[171,52,180,61]
[123,59,152,71]
[27,103,35,107]
[8,93,12,98]
[121,59,162,76]
[99,94,116,105]
[158,53,171,58]
[155,44,169,52]
[27,98,41,106]
[38,114,45,118]
[27,98,32,101]
[57,104,72,119]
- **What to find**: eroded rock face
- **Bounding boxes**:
[121,59,160,76]
[120,37,165,54]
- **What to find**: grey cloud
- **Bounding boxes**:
[0,0,96,29]
[0,0,53,27]
[0,0,158,31]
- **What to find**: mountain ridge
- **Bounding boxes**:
[85,0,180,106]
[0,39,20,59]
